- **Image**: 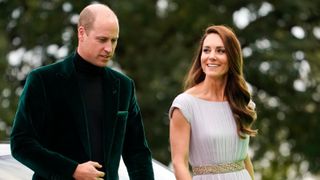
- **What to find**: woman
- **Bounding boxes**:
[169,25,257,180]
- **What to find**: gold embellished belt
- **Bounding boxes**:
[192,161,245,175]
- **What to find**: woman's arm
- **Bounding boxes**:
[244,154,254,180]
[170,108,192,180]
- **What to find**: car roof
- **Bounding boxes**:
[0,144,175,180]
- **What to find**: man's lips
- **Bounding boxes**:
[100,55,111,59]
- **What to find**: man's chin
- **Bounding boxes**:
[97,61,109,67]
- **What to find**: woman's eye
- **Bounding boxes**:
[217,49,225,54]
[203,49,210,53]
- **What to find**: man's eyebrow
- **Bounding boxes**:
[96,36,118,39]
[96,36,107,39]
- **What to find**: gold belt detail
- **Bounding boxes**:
[192,161,245,175]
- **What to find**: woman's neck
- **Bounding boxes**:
[187,76,227,102]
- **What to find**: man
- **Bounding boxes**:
[10,3,154,180]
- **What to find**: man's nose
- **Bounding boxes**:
[104,41,112,52]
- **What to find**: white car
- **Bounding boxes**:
[0,144,175,180]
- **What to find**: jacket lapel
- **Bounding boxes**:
[59,53,120,162]
[59,53,91,157]
[102,69,120,163]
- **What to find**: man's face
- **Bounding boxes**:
[78,17,119,67]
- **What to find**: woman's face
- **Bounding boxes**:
[200,33,229,79]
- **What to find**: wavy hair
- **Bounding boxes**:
[184,25,257,137]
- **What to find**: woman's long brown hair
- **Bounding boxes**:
[184,25,257,137]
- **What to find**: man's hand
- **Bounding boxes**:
[73,161,105,180]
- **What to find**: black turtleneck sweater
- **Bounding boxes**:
[74,53,105,165]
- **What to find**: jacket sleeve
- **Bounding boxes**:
[121,80,154,180]
[10,71,78,179]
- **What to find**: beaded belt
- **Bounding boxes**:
[192,161,245,175]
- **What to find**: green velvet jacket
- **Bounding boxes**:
[10,53,154,180]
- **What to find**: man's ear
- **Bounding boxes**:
[78,26,85,41]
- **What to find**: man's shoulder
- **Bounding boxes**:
[31,54,73,75]
[32,61,62,73]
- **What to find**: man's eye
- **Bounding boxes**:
[98,39,107,43]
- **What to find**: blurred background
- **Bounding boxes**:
[0,0,319,179]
